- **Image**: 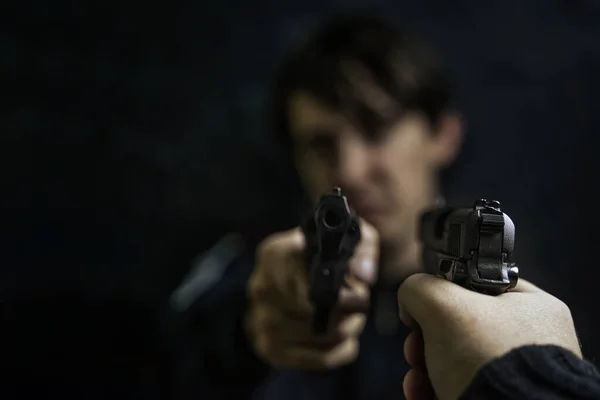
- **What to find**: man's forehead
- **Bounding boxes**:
[288,92,344,136]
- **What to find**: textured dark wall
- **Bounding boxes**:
[2,0,600,383]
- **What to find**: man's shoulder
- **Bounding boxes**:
[161,233,269,397]
[167,232,258,320]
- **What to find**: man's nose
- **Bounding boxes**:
[334,137,371,189]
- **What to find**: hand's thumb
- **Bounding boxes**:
[397,273,453,329]
[348,219,380,285]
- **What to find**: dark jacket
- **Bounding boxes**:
[164,233,600,400]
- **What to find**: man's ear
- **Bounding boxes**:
[430,113,464,168]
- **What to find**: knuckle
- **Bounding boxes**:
[337,286,370,312]
[248,278,269,300]
[256,236,279,262]
[360,221,379,243]
[338,314,366,338]
[250,304,281,334]
[552,297,573,319]
[256,229,303,263]
[323,338,359,368]
[248,266,273,299]
[346,338,360,359]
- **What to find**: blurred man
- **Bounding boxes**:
[245,13,600,400]
[166,14,459,399]
[167,13,597,400]
[247,14,462,399]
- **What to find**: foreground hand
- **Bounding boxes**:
[397,273,582,400]
[246,221,379,369]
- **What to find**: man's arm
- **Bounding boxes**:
[161,235,269,400]
[462,345,600,400]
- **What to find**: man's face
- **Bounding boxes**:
[288,92,463,252]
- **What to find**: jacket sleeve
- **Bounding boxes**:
[160,236,269,400]
[461,345,600,400]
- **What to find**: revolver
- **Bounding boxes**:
[301,187,361,333]
[419,199,519,295]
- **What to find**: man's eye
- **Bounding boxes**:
[309,137,336,158]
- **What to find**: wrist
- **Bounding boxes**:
[460,345,599,400]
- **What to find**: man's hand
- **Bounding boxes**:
[397,273,582,400]
[246,221,379,370]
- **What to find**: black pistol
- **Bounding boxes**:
[301,187,361,333]
[420,199,519,295]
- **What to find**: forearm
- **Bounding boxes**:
[461,345,600,400]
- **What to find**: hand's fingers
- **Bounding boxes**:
[273,226,306,251]
[251,228,313,313]
[251,302,365,344]
[313,313,366,346]
[255,227,305,268]
[334,275,370,314]
[251,275,370,319]
[266,338,360,370]
[398,302,418,329]
[404,330,425,368]
[254,228,306,285]
[264,229,307,291]
[249,274,312,315]
[403,368,436,400]
[348,219,379,284]
[397,273,458,328]
[398,273,543,331]
[249,303,309,339]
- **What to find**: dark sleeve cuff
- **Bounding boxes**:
[461,345,600,400]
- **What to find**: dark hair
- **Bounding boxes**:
[271,13,453,151]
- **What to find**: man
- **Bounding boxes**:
[166,13,599,400]
[247,13,462,398]
[245,13,599,400]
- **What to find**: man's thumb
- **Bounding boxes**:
[397,273,452,329]
[349,219,380,285]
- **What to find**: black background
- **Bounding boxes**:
[2,0,599,392]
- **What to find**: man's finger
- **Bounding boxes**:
[334,274,370,314]
[252,227,313,307]
[398,273,541,328]
[269,338,360,370]
[348,219,379,284]
[404,330,425,368]
[403,368,435,400]
[398,302,418,329]
[256,226,304,256]
[299,313,367,348]
[250,303,313,338]
[397,273,469,329]
[256,228,306,276]
[249,271,312,314]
